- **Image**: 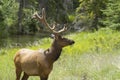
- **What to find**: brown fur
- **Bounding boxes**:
[14,34,75,80]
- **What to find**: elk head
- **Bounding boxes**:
[32,8,75,48]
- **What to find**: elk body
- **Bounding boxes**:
[14,8,75,80]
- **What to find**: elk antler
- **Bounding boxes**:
[32,8,67,34]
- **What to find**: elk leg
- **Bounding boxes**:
[15,68,22,80]
[21,72,29,80]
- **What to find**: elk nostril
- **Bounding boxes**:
[72,41,75,44]
[70,41,75,45]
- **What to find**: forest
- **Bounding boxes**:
[0,0,120,38]
[1,0,120,80]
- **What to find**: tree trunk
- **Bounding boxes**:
[91,15,98,30]
[17,0,24,34]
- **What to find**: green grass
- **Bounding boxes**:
[1,28,120,80]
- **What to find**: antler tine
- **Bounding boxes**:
[40,8,57,32]
[56,24,67,34]
[49,23,67,34]
[52,23,56,30]
[32,11,44,23]
[41,8,45,21]
[32,12,38,19]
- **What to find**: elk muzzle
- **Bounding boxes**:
[69,40,75,45]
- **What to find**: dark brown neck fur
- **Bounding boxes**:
[45,40,62,63]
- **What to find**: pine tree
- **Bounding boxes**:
[101,0,120,30]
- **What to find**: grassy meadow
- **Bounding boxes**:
[1,28,120,80]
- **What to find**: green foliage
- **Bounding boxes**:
[73,0,79,9]
[0,0,18,37]
[68,14,75,23]
[47,0,69,24]
[2,0,18,26]
[101,0,120,30]
[75,0,108,30]
[22,8,37,34]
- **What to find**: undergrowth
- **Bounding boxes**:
[65,28,120,54]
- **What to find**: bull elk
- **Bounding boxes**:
[14,8,75,80]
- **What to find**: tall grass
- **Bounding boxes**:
[64,28,120,54]
[0,28,120,80]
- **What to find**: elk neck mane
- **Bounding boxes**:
[44,39,62,62]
